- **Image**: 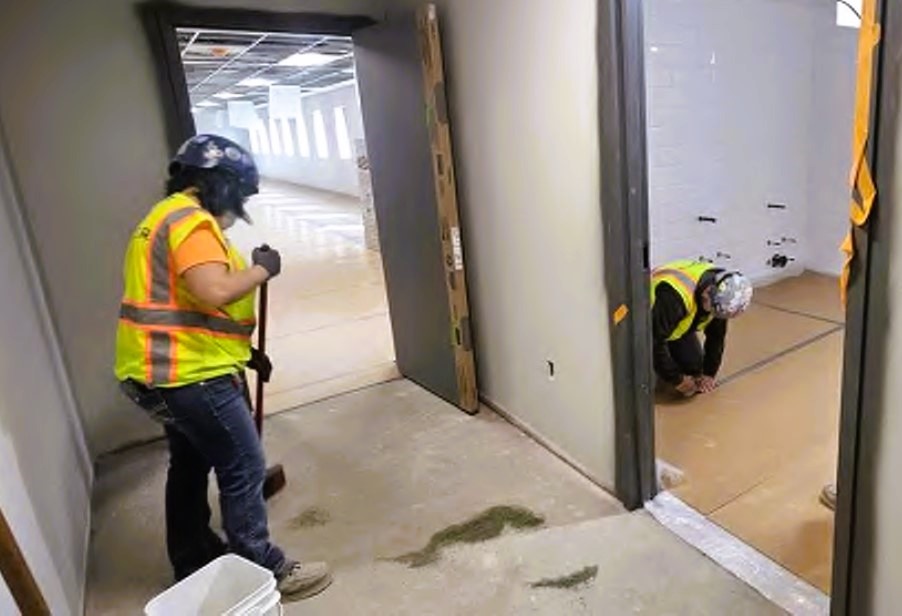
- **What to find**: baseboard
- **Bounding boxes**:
[479,395,617,499]
[805,266,842,278]
[750,264,806,288]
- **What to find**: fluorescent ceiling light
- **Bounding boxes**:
[238,77,278,88]
[277,52,342,68]
[213,91,243,100]
[342,68,355,74]
[196,100,220,107]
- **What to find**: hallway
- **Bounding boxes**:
[230,180,399,415]
[86,382,781,615]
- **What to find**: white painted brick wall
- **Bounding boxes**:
[645,0,854,284]
[806,13,858,275]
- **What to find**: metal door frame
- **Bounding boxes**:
[139,2,479,413]
[597,0,890,612]
[138,2,374,153]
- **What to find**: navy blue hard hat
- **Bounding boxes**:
[169,134,259,197]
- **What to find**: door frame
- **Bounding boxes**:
[597,0,889,612]
[138,2,374,154]
[139,2,479,413]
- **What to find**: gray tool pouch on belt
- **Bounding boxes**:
[119,379,174,425]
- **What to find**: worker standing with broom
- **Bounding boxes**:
[114,134,332,599]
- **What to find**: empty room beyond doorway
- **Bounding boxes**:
[643,0,859,596]
[179,28,399,414]
[656,272,842,593]
[231,180,398,414]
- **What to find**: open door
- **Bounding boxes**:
[353,5,478,412]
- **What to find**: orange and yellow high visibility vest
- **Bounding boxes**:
[114,192,256,387]
[650,260,715,341]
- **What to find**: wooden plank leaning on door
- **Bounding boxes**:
[0,507,49,615]
[416,5,478,412]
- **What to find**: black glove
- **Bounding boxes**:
[252,245,282,279]
[248,347,273,383]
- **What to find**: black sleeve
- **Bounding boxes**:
[703,318,728,377]
[652,284,689,385]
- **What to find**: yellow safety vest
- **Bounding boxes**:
[114,192,256,387]
[651,260,715,341]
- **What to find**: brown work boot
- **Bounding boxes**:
[277,561,333,599]
[820,484,837,511]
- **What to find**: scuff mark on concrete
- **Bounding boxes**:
[390,505,545,568]
[530,565,599,590]
[290,507,331,529]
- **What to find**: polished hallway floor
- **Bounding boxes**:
[229,180,398,415]
[657,272,842,593]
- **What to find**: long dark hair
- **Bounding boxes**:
[166,165,248,220]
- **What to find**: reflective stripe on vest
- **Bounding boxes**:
[150,208,197,303]
[115,193,255,387]
[119,304,255,337]
[651,260,714,341]
[651,267,696,300]
[149,331,173,385]
[127,206,253,380]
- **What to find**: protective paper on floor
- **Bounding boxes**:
[646,492,829,616]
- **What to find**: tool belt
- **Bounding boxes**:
[119,378,173,425]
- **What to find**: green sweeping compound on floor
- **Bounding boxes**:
[290,507,331,529]
[530,565,600,590]
[391,505,546,568]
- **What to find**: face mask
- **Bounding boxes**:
[218,211,238,231]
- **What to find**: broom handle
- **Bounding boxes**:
[254,281,268,434]
[254,249,271,435]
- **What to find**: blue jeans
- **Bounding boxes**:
[158,374,287,579]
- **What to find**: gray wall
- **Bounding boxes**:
[0,0,386,455]
[386,0,616,486]
[805,12,858,276]
[857,20,902,609]
[0,125,92,613]
[0,0,615,490]
[0,579,15,615]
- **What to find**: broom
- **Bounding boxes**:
[255,245,286,500]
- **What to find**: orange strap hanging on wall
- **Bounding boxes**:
[841,0,881,305]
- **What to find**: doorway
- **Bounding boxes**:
[141,5,479,415]
[644,0,860,594]
[598,0,884,612]
[176,28,398,414]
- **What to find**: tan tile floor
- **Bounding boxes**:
[656,272,843,593]
[230,180,399,415]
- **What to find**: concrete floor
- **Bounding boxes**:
[86,381,781,615]
[657,272,842,593]
[229,180,399,415]
[297,513,783,615]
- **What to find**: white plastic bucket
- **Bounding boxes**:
[252,590,282,616]
[145,554,282,616]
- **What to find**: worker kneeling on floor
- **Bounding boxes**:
[652,260,753,397]
[114,134,332,600]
